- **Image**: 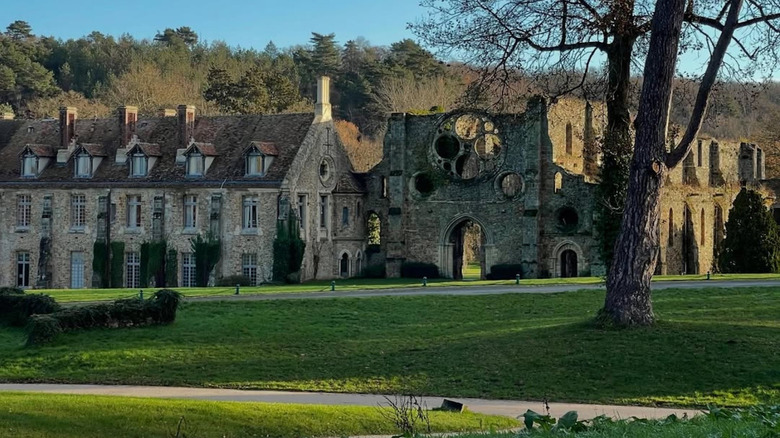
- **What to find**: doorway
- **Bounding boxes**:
[560,249,578,278]
[449,219,485,280]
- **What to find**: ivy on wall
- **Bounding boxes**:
[191,233,221,287]
[165,249,178,287]
[273,217,306,283]
[140,241,167,288]
[109,242,125,288]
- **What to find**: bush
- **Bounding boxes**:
[216,275,253,287]
[401,262,439,279]
[487,264,523,280]
[25,289,182,345]
[719,188,780,273]
[0,290,60,327]
[361,264,386,278]
[26,315,62,346]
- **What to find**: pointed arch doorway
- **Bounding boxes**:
[439,215,495,280]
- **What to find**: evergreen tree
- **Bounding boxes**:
[719,189,780,273]
[309,32,341,77]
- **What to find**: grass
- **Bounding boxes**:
[34,272,780,303]
[1,287,778,407]
[0,392,517,438]
[463,262,482,280]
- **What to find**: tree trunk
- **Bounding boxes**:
[603,0,688,326]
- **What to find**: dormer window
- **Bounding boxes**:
[187,151,204,176]
[21,151,38,177]
[130,152,148,177]
[246,150,266,176]
[75,151,93,178]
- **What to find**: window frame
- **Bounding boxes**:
[186,151,204,177]
[21,151,38,177]
[16,194,32,229]
[16,251,31,288]
[74,151,93,178]
[130,151,148,177]
[242,253,258,286]
[319,195,329,230]
[126,195,142,229]
[245,150,266,176]
[71,194,87,230]
[182,252,197,287]
[126,252,141,288]
[183,195,198,230]
[242,195,259,231]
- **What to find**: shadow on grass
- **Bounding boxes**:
[1,290,778,407]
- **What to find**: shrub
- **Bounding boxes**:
[0,290,60,327]
[401,262,439,279]
[719,188,780,273]
[26,315,62,346]
[487,264,523,280]
[216,275,253,287]
[361,264,386,278]
[25,289,182,345]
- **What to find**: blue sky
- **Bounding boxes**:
[4,0,424,49]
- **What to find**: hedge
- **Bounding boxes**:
[0,287,60,327]
[26,289,182,346]
[401,262,439,279]
[486,264,524,280]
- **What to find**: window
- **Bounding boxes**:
[668,208,674,247]
[187,151,204,176]
[701,208,706,246]
[246,151,265,176]
[342,206,349,226]
[340,253,350,277]
[319,195,329,229]
[242,253,258,286]
[17,252,30,288]
[297,194,307,229]
[75,152,92,178]
[130,152,147,177]
[182,253,196,287]
[71,194,86,229]
[16,194,31,228]
[381,177,388,198]
[21,151,37,177]
[126,252,140,288]
[554,172,563,194]
[565,122,573,155]
[70,251,85,289]
[183,195,197,229]
[242,195,258,230]
[127,195,142,229]
[697,140,703,167]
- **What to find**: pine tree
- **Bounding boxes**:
[719,188,780,273]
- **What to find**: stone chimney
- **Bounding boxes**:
[315,76,332,122]
[59,106,77,148]
[177,105,196,148]
[118,106,138,147]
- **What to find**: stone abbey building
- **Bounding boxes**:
[0,78,768,289]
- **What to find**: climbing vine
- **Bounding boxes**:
[191,233,221,287]
[273,217,306,283]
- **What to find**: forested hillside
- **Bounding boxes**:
[2,20,780,174]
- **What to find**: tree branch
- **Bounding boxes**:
[666,0,744,168]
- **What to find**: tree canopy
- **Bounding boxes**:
[719,189,780,273]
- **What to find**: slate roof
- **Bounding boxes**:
[20,144,56,157]
[0,112,316,188]
[249,141,279,156]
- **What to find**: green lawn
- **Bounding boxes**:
[0,392,517,438]
[34,272,780,303]
[1,287,778,407]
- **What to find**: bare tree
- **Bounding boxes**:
[416,0,780,325]
[605,0,780,326]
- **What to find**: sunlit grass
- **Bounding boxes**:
[1,287,778,407]
[35,272,780,303]
[0,392,517,438]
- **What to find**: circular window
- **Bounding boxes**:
[319,157,335,185]
[435,135,460,159]
[499,172,523,198]
[432,113,504,181]
[557,207,579,228]
[413,173,435,195]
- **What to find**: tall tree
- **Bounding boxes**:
[604,0,780,326]
[309,32,341,77]
[719,189,780,273]
[5,20,32,41]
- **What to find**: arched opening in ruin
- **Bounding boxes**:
[560,250,578,278]
[339,252,350,278]
[683,205,699,274]
[447,219,485,280]
[367,212,381,246]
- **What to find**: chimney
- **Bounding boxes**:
[118,105,138,147]
[59,106,77,148]
[315,76,332,122]
[177,105,196,148]
[158,108,177,117]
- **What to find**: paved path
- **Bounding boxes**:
[0,384,701,420]
[187,279,780,302]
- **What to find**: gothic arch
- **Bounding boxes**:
[438,214,497,279]
[552,241,584,278]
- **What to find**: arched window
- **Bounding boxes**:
[714,204,724,246]
[697,140,703,167]
[367,212,381,245]
[554,172,563,194]
[340,253,350,277]
[565,123,573,155]
[356,251,363,276]
[668,208,674,247]
[342,206,349,226]
[700,208,706,246]
[381,176,388,198]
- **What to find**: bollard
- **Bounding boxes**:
[331,280,335,291]
[235,284,240,295]
[707,271,711,280]
[515,274,520,285]
[139,289,143,300]
[423,276,427,287]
